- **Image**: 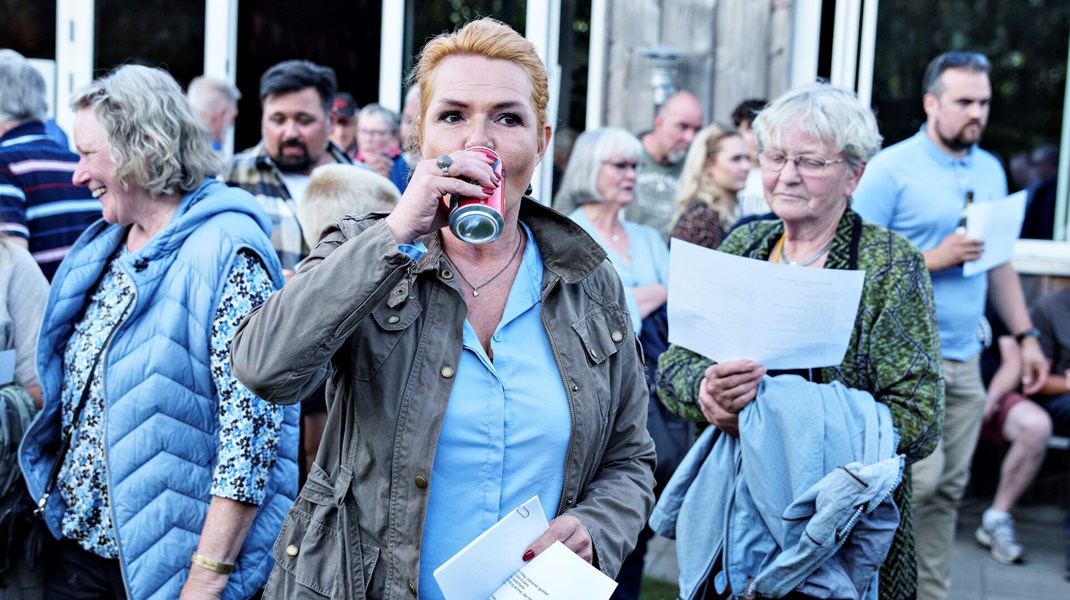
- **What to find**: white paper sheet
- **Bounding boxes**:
[962,190,1028,277]
[487,541,617,600]
[667,239,865,369]
[434,496,549,600]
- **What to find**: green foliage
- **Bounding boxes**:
[639,576,680,600]
[873,0,1069,159]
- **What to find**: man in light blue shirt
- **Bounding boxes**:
[854,51,1048,600]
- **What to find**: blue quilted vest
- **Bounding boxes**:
[20,179,299,600]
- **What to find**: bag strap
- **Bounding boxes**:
[36,352,102,515]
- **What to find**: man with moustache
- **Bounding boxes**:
[854,51,1048,600]
[221,60,354,487]
[625,90,704,240]
[222,60,354,273]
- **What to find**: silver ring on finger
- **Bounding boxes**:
[436,154,453,177]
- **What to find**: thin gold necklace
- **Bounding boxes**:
[443,228,525,297]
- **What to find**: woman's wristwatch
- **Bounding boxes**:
[1014,327,1040,344]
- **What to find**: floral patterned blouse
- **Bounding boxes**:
[57,249,281,558]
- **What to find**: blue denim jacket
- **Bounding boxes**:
[650,375,903,599]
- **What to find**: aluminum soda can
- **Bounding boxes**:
[449,146,505,244]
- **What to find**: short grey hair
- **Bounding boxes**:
[0,50,48,123]
[752,83,882,170]
[553,127,642,207]
[71,65,221,196]
[358,103,400,134]
[187,75,241,114]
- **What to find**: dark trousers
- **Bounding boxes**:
[45,538,126,599]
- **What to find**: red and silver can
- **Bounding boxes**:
[449,146,506,244]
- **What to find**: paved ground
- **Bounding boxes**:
[643,497,1069,599]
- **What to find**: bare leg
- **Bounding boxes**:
[992,400,1051,512]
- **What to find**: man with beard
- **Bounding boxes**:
[611,91,703,240]
[222,60,354,273]
[854,51,1048,600]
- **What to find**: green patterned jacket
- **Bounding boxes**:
[657,208,944,600]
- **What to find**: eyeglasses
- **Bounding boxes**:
[933,51,990,71]
[603,160,638,171]
[359,129,393,138]
[758,151,845,176]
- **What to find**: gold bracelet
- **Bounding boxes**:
[190,551,236,574]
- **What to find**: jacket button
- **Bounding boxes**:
[408,581,417,595]
[441,365,455,378]
[611,330,624,343]
[571,385,579,392]
[387,315,400,324]
[589,348,597,359]
[565,496,574,505]
[415,475,428,489]
[442,269,454,279]
[286,544,299,557]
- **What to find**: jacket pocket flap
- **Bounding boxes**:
[300,463,337,506]
[371,295,421,331]
[274,508,340,597]
[571,307,628,365]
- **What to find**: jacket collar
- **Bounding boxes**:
[411,198,608,284]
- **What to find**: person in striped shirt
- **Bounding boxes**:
[0,50,100,280]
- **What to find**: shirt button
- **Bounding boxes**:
[441,365,455,378]
[387,315,400,324]
[415,475,428,489]
[611,330,624,343]
[408,581,417,595]
[286,544,299,557]
[589,348,597,359]
[493,334,502,342]
[442,269,454,280]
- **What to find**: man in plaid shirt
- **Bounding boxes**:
[221,60,354,273]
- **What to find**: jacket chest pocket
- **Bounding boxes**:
[347,295,422,382]
[569,305,630,417]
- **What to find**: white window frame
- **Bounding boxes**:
[55,0,94,138]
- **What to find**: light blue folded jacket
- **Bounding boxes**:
[649,375,904,600]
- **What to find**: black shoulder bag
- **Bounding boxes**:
[0,355,100,578]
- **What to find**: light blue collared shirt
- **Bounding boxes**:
[418,223,571,599]
[853,126,1008,360]
[568,208,669,333]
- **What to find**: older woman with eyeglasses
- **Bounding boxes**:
[656,84,944,599]
[554,127,668,334]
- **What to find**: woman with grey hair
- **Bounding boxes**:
[19,64,299,599]
[555,127,668,334]
[657,84,944,599]
[356,103,410,192]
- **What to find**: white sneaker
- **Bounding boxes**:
[975,513,1025,564]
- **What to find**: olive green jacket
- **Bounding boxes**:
[657,208,944,600]
[232,199,656,599]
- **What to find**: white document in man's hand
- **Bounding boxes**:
[668,239,865,369]
[487,541,617,600]
[963,190,1027,277]
[434,496,549,600]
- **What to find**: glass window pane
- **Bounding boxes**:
[234,0,382,152]
[0,0,56,59]
[872,0,1069,183]
[94,0,205,89]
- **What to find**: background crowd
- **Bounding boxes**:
[0,15,1068,600]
